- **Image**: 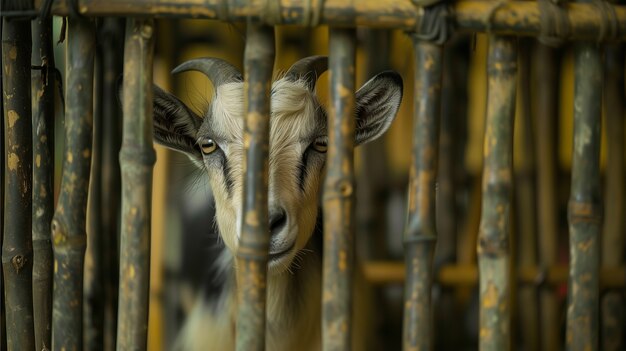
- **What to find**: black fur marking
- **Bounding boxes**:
[297,149,310,192]
[220,153,234,197]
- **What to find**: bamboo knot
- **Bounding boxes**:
[478,236,509,256]
[11,255,27,273]
[324,178,355,200]
[568,200,603,224]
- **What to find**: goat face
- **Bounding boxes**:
[152,56,403,274]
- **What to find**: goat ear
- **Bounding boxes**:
[354,71,403,145]
[152,85,203,161]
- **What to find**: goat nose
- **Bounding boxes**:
[269,209,287,237]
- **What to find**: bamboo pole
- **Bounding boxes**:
[116,18,155,351]
[566,38,602,351]
[235,23,275,351]
[84,36,104,351]
[2,16,35,351]
[31,15,55,351]
[100,18,125,351]
[0,16,6,351]
[402,37,443,351]
[531,42,560,351]
[51,17,95,351]
[601,43,623,351]
[515,38,538,351]
[323,28,356,351]
[37,0,626,40]
[436,37,470,351]
[477,35,517,351]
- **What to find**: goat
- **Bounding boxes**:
[151,56,403,350]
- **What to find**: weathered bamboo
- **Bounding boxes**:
[85,37,104,351]
[31,15,55,351]
[116,18,155,351]
[566,39,602,351]
[601,43,623,351]
[35,0,626,39]
[402,38,442,351]
[362,262,626,288]
[234,23,275,351]
[531,42,560,351]
[2,16,35,351]
[477,35,517,351]
[100,18,125,351]
[0,15,6,351]
[323,28,356,351]
[51,17,95,351]
[515,39,538,351]
[235,23,275,351]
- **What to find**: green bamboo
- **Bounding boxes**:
[402,38,443,351]
[38,0,626,40]
[323,28,356,351]
[99,19,125,351]
[2,16,35,351]
[31,15,55,351]
[116,18,155,351]
[235,23,275,351]
[566,40,602,351]
[477,35,517,351]
[600,43,623,351]
[51,17,95,351]
[531,42,560,351]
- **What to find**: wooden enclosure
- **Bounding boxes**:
[1,0,625,350]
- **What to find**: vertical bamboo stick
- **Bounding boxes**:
[100,19,125,351]
[515,39,538,351]
[2,16,35,351]
[601,43,623,351]
[116,18,155,351]
[531,42,560,351]
[357,29,391,260]
[235,23,275,351]
[477,35,517,351]
[323,28,356,351]
[0,16,6,351]
[85,39,104,351]
[566,40,602,351]
[402,38,443,351]
[51,17,95,351]
[32,15,55,351]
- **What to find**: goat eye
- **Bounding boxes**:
[200,138,218,154]
[312,140,328,153]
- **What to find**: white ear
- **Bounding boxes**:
[354,71,403,145]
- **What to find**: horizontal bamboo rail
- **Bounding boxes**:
[30,0,626,40]
[363,262,626,288]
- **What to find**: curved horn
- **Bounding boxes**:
[172,58,243,87]
[285,55,328,90]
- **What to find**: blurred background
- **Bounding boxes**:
[47,18,624,351]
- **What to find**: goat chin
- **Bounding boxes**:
[174,262,375,351]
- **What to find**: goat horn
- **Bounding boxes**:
[285,55,328,90]
[172,58,243,87]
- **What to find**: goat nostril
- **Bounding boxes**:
[269,210,287,235]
